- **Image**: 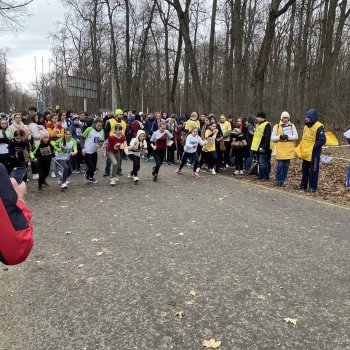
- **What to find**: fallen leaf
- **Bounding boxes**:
[52,253,60,257]
[0,312,6,316]
[60,205,68,209]
[250,292,266,300]
[65,231,72,235]
[74,277,88,284]
[179,232,184,236]
[173,227,178,230]
[91,238,100,242]
[77,264,84,269]
[284,317,298,325]
[175,311,185,319]
[219,198,224,201]
[192,220,196,223]
[96,251,104,256]
[190,290,197,296]
[185,300,195,305]
[35,261,44,269]
[202,338,221,348]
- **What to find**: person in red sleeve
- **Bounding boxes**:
[0,163,33,265]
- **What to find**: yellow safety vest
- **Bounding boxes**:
[219,121,232,141]
[274,124,296,160]
[295,121,323,161]
[251,121,273,152]
[108,118,127,136]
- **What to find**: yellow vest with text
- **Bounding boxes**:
[220,121,232,141]
[295,121,323,162]
[251,121,274,152]
[273,124,296,160]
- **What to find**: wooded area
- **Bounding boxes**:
[1,0,350,125]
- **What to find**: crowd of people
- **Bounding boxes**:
[0,106,327,192]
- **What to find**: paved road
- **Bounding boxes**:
[1,159,350,350]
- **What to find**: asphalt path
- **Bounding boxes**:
[1,157,350,350]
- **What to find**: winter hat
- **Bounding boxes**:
[40,129,49,138]
[136,130,145,139]
[248,115,256,125]
[72,116,79,121]
[115,108,123,116]
[280,111,290,120]
[305,109,318,123]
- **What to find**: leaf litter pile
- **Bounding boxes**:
[225,146,350,206]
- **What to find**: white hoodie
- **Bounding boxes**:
[128,130,148,156]
[184,134,208,153]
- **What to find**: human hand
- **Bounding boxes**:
[10,178,27,201]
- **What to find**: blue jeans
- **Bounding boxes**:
[258,151,271,180]
[276,160,290,183]
[244,150,254,171]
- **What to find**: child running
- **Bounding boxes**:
[8,130,30,181]
[127,130,147,183]
[82,119,105,184]
[175,127,208,178]
[106,125,128,186]
[54,128,78,190]
[30,130,61,192]
[150,121,173,182]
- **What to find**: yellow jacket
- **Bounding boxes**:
[219,121,232,141]
[202,129,218,152]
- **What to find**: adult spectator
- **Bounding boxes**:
[271,111,298,186]
[296,109,326,192]
[251,112,272,181]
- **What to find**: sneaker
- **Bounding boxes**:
[91,178,99,184]
[58,180,70,185]
[210,168,216,175]
[73,170,81,174]
[61,182,68,190]
[110,178,118,186]
[32,174,39,180]
[234,170,240,175]
[191,172,200,178]
[102,172,110,177]
[37,187,43,192]
[175,168,181,174]
[128,173,134,179]
[196,167,200,172]
[153,174,158,182]
[43,181,50,187]
[51,172,56,178]
[295,185,307,191]
[152,167,156,176]
[133,176,139,182]
[85,177,93,184]
[149,156,154,161]
[239,170,244,175]
[226,164,229,168]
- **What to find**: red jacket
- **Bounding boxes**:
[0,164,33,265]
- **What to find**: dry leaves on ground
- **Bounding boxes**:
[202,338,221,348]
[190,290,197,296]
[65,231,72,235]
[185,300,195,305]
[91,238,100,242]
[284,317,298,325]
[175,311,185,319]
[96,251,104,256]
[77,264,84,269]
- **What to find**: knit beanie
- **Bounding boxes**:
[280,111,290,120]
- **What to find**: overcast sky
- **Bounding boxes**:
[1,0,66,91]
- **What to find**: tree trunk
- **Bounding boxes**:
[206,0,217,112]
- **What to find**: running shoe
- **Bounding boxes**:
[191,172,200,178]
[61,182,68,190]
[43,181,50,187]
[210,169,216,175]
[133,176,139,182]
[174,168,181,174]
[51,172,56,178]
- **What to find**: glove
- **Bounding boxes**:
[280,134,289,141]
[259,148,265,153]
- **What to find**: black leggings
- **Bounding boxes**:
[38,158,51,188]
[202,151,217,169]
[128,154,141,176]
[153,149,166,175]
[179,152,199,172]
[85,153,97,179]
[0,154,9,173]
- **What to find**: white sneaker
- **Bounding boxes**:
[226,164,229,168]
[133,176,139,182]
[234,170,240,175]
[239,170,244,175]
[211,168,216,175]
[51,172,57,178]
[58,180,70,185]
[61,182,68,189]
[127,173,134,179]
[196,167,200,172]
[32,174,39,180]
[110,178,118,186]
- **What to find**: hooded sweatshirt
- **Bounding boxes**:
[128,130,147,157]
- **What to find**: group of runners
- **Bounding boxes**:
[0,106,326,192]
